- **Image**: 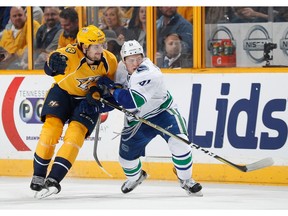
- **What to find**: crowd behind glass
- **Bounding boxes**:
[0,6,287,70]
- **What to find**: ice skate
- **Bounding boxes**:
[179,178,203,196]
[30,176,45,191]
[121,170,148,194]
[34,177,61,199]
[172,167,203,196]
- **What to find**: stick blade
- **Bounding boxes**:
[99,166,113,177]
[245,157,274,172]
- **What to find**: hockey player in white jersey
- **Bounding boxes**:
[96,40,203,196]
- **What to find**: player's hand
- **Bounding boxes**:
[97,76,115,90]
[48,52,67,75]
[79,99,98,115]
[86,86,104,106]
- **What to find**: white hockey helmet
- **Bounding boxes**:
[120,40,144,61]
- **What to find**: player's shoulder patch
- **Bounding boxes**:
[65,47,76,54]
[136,65,148,73]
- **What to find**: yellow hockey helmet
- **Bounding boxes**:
[77,25,106,47]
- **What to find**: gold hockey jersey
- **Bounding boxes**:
[49,43,118,96]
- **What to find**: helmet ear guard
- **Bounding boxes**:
[77,25,106,47]
[120,40,144,61]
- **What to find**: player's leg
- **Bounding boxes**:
[168,135,203,196]
[119,156,148,193]
[36,120,88,199]
[30,115,63,192]
[30,84,71,195]
[157,109,203,196]
[118,124,154,193]
[34,97,98,199]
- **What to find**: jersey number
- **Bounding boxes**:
[138,79,151,86]
[65,47,76,54]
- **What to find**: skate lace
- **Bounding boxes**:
[31,176,45,185]
[46,177,57,183]
[123,179,137,190]
[180,179,196,188]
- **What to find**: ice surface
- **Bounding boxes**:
[0,176,287,215]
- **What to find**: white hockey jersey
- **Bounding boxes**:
[115,58,177,126]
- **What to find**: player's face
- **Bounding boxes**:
[86,44,106,61]
[124,54,143,74]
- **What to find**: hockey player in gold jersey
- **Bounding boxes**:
[30,25,118,199]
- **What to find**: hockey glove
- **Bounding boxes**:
[47,52,67,76]
[79,99,99,115]
[86,86,104,107]
[97,76,115,90]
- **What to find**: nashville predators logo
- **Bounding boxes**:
[48,100,59,107]
[77,76,100,90]
[91,65,98,70]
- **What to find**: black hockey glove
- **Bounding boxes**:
[97,76,115,90]
[47,52,67,76]
[86,86,104,107]
[97,76,123,97]
[79,99,99,115]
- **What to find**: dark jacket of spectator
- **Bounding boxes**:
[156,12,192,54]
[36,22,62,50]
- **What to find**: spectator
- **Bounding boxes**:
[100,7,130,45]
[0,7,11,37]
[30,7,44,25]
[177,7,193,24]
[103,29,123,62]
[231,7,269,23]
[127,7,146,54]
[58,7,79,48]
[121,7,134,27]
[274,7,288,22]
[205,7,235,24]
[156,7,193,55]
[0,6,40,69]
[34,7,62,69]
[157,33,192,68]
[4,7,43,36]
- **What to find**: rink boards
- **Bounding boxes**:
[0,72,287,185]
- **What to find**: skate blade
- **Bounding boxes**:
[187,190,203,197]
[34,186,58,199]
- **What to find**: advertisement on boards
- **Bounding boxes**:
[0,74,287,166]
[206,22,288,67]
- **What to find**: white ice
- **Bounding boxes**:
[0,176,287,215]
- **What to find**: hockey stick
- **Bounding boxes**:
[93,114,113,177]
[99,98,274,172]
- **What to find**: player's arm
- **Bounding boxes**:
[97,76,137,109]
[111,88,136,109]
[86,85,117,112]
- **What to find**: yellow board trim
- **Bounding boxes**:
[0,159,287,185]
